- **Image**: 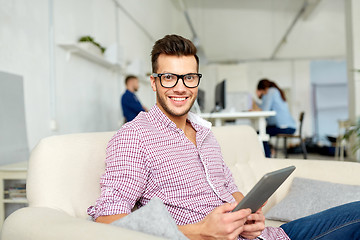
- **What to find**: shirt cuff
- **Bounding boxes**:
[227,183,240,195]
[239,226,290,240]
[88,201,132,221]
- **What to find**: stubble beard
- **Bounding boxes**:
[156,92,197,117]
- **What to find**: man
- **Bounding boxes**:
[88,35,360,239]
[121,75,147,122]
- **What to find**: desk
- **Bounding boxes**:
[199,111,276,142]
[0,161,28,228]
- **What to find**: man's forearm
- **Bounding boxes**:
[178,222,204,240]
[96,213,128,224]
[232,192,244,203]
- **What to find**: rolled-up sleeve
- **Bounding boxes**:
[88,127,149,220]
[238,226,290,239]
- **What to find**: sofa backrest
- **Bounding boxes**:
[26,125,269,219]
[212,125,275,194]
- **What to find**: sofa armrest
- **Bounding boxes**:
[1,207,165,240]
[263,158,360,213]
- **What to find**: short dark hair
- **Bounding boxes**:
[125,75,137,85]
[151,34,199,73]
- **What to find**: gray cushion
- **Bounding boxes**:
[111,197,188,239]
[265,177,360,222]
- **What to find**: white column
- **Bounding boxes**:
[345,0,360,161]
[345,0,360,122]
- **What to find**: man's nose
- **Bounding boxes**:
[173,78,187,92]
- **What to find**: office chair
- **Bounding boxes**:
[274,112,307,159]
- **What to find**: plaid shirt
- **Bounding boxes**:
[88,105,289,240]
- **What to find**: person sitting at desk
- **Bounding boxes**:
[253,79,296,158]
[121,75,148,122]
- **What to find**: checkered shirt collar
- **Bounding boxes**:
[148,105,212,131]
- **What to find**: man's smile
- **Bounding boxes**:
[169,96,188,102]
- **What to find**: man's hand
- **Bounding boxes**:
[240,209,266,239]
[179,202,252,240]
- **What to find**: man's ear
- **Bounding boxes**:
[150,75,156,92]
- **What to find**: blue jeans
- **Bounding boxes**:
[280,201,360,240]
[262,126,296,158]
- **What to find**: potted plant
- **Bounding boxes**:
[78,35,106,56]
[344,119,360,160]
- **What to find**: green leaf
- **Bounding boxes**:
[78,35,106,54]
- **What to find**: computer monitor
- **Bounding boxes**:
[0,71,29,165]
[226,91,253,112]
[197,89,205,112]
[214,79,226,112]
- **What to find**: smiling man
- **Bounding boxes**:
[88,35,360,240]
[88,34,266,239]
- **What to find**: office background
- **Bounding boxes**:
[1,0,359,165]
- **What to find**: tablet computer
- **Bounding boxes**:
[232,165,296,213]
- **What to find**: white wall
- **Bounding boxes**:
[0,0,190,151]
[292,60,313,137]
[54,0,119,135]
[0,0,51,151]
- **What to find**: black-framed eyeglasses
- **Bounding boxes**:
[152,73,202,88]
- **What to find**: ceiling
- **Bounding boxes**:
[174,0,346,64]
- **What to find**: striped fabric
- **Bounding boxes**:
[88,105,289,239]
